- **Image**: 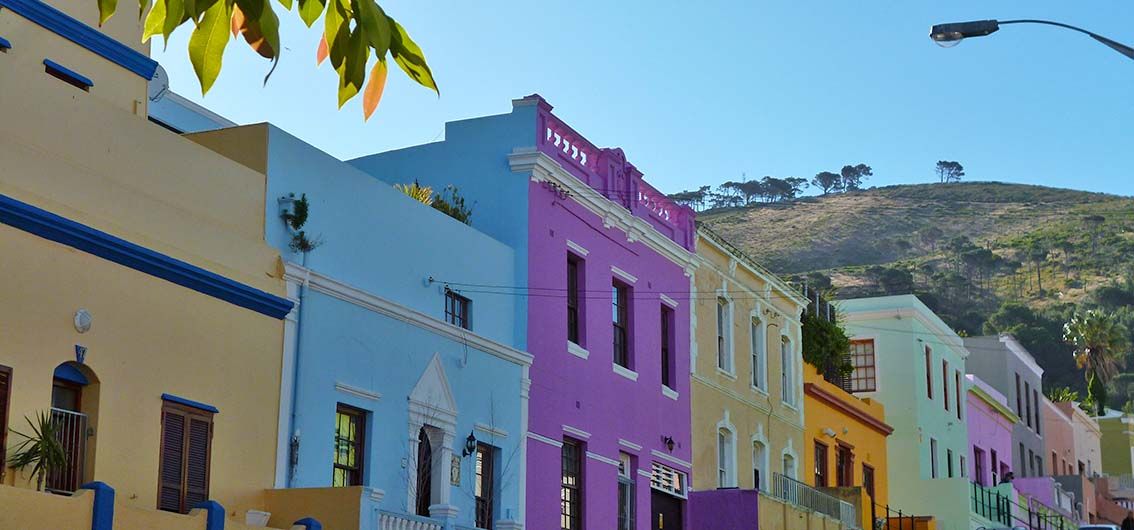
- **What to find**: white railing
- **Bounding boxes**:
[1053,483,1076,518]
[46,408,87,494]
[771,472,859,528]
[378,511,443,530]
[1112,475,1134,493]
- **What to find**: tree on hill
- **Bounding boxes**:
[1064,309,1131,415]
[840,164,873,191]
[812,171,842,195]
[1083,215,1106,256]
[936,161,965,183]
[1026,240,1049,297]
[918,226,944,252]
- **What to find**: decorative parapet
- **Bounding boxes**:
[524,94,697,252]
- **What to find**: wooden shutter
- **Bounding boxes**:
[158,403,213,513]
[0,366,11,472]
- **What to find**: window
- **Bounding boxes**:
[848,339,876,392]
[814,441,829,487]
[416,428,434,516]
[617,453,635,530]
[862,465,875,500]
[942,360,950,411]
[716,297,731,371]
[158,401,214,513]
[1033,389,1041,435]
[1030,450,1038,476]
[1052,452,1058,477]
[561,439,583,530]
[1024,381,1032,428]
[960,455,967,478]
[924,346,933,400]
[332,404,366,487]
[929,438,938,479]
[751,316,766,390]
[661,306,675,389]
[1015,373,1022,416]
[0,366,10,473]
[781,337,794,405]
[836,444,854,487]
[783,454,796,479]
[445,289,471,330]
[974,447,986,486]
[1019,443,1027,478]
[475,444,495,529]
[718,428,736,487]
[990,449,999,484]
[946,449,954,478]
[753,441,767,491]
[612,281,631,369]
[1078,461,1085,476]
[567,256,583,345]
[955,370,963,420]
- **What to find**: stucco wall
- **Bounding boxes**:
[1097,412,1134,477]
[966,375,1015,486]
[964,335,1045,478]
[1045,399,1078,476]
[691,232,806,494]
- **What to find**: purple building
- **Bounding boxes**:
[351,95,698,530]
[967,374,1016,486]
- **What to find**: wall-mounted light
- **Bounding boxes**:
[74,309,92,333]
[462,431,477,457]
[822,428,837,438]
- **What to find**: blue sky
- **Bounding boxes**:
[153,1,1134,197]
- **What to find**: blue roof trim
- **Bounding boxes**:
[0,36,11,50]
[0,193,293,319]
[0,0,157,79]
[54,364,90,385]
[162,393,220,414]
[44,58,93,88]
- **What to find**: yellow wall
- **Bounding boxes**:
[759,494,848,530]
[0,3,287,520]
[803,364,892,530]
[691,231,808,492]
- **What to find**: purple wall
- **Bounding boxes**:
[689,490,759,530]
[525,98,696,530]
[967,375,1015,487]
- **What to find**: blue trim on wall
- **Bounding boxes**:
[0,35,11,50]
[292,517,323,530]
[0,193,293,319]
[54,363,89,385]
[191,500,225,530]
[162,393,220,414]
[0,0,157,79]
[79,482,115,530]
[44,58,93,88]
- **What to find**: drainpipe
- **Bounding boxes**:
[287,250,310,488]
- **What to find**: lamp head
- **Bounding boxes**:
[462,431,477,457]
[930,20,1000,47]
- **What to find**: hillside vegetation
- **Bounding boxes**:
[699,182,1134,397]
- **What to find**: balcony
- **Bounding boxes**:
[379,511,443,530]
[45,407,88,494]
[771,473,859,528]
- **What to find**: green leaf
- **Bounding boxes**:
[188,0,233,94]
[276,0,292,10]
[142,0,166,41]
[161,0,187,45]
[388,17,438,95]
[233,0,280,60]
[323,0,349,69]
[98,0,118,26]
[296,0,324,27]
[336,25,368,107]
[355,0,389,56]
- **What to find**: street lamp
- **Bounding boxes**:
[929,19,1134,61]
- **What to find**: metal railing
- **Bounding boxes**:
[971,481,1073,530]
[378,510,443,530]
[45,408,87,494]
[970,482,1012,526]
[771,472,858,528]
[871,503,931,530]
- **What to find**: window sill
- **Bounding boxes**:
[662,385,679,400]
[781,401,799,412]
[613,363,639,382]
[567,341,589,360]
[715,367,737,381]
[751,385,768,397]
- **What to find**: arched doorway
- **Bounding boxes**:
[47,362,98,493]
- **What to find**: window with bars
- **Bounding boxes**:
[848,340,876,392]
[814,440,829,487]
[158,401,213,514]
[475,444,495,529]
[612,281,631,369]
[567,257,583,345]
[561,439,583,530]
[445,289,471,330]
[661,305,675,389]
[333,404,366,487]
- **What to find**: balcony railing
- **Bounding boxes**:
[771,472,858,528]
[378,510,443,530]
[45,407,87,494]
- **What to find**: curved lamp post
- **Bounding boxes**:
[929,19,1134,61]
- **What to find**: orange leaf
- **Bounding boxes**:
[231,4,244,37]
[362,59,387,120]
[316,35,329,66]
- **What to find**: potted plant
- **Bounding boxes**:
[8,411,67,491]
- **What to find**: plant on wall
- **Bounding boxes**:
[430,185,473,225]
[394,181,434,204]
[1045,386,1080,403]
[801,309,852,377]
[8,411,67,492]
[282,193,323,253]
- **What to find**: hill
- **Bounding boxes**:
[698,182,1134,397]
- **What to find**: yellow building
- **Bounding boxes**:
[803,363,893,530]
[0,0,297,526]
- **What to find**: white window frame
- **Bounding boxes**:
[780,335,795,406]
[752,439,768,491]
[716,294,734,376]
[717,427,737,488]
[750,312,767,392]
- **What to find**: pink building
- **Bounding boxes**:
[967,374,1017,486]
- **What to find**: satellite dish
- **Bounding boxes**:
[148,64,169,102]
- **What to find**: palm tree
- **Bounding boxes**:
[1064,309,1132,415]
[8,411,68,491]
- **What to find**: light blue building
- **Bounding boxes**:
[182,122,532,530]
